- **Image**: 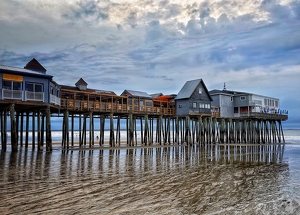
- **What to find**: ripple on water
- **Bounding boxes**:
[0,144,300,214]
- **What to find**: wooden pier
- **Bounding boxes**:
[0,59,289,153]
[0,101,287,152]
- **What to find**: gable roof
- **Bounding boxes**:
[121,89,152,99]
[60,84,116,95]
[0,64,52,79]
[175,79,212,101]
[75,78,88,86]
[150,93,163,98]
[24,58,47,72]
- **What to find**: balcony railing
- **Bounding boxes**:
[60,99,175,116]
[2,89,23,100]
[50,94,60,106]
[239,112,288,120]
[25,91,44,102]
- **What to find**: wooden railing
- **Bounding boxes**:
[50,94,60,106]
[239,112,288,120]
[60,99,175,116]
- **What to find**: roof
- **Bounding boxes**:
[150,93,163,98]
[75,78,88,86]
[154,95,176,102]
[0,64,52,79]
[122,89,152,99]
[175,79,212,101]
[24,58,47,72]
[60,85,116,95]
[209,89,279,100]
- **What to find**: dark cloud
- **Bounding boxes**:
[200,7,210,19]
[145,20,163,42]
[185,19,202,35]
[260,0,296,22]
[1,0,300,123]
[144,75,173,81]
[127,12,138,28]
[291,2,300,19]
[62,0,108,22]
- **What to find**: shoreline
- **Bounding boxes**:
[52,141,295,151]
[2,141,298,151]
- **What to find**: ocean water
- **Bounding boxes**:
[2,129,300,145]
[1,130,300,214]
[283,129,300,144]
[1,143,300,214]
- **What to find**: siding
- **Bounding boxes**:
[176,81,211,116]
[23,76,50,103]
[220,95,234,117]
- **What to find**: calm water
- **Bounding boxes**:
[1,142,300,215]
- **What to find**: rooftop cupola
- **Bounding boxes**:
[75,78,88,90]
[24,58,47,74]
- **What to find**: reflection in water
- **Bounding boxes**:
[0,144,299,215]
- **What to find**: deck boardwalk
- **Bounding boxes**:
[0,87,288,152]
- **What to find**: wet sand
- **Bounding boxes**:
[1,143,300,214]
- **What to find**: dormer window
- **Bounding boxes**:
[75,78,88,91]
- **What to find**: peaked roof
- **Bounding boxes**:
[24,58,46,72]
[150,93,163,98]
[209,89,278,100]
[209,89,249,96]
[75,78,88,86]
[122,89,152,99]
[0,64,52,79]
[60,84,116,95]
[175,79,212,101]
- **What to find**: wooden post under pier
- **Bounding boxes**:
[10,104,18,152]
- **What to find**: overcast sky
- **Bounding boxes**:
[1,0,299,128]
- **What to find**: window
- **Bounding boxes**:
[234,107,239,113]
[200,103,205,108]
[240,96,246,101]
[204,104,211,109]
[275,100,278,108]
[264,98,268,106]
[230,96,233,102]
[3,80,22,90]
[26,83,43,92]
[199,88,202,94]
[3,81,11,89]
[192,102,197,108]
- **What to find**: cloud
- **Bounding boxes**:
[1,0,300,126]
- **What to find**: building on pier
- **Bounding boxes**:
[209,84,288,121]
[175,79,212,116]
[0,59,60,151]
[0,58,60,104]
[60,78,119,113]
[121,89,153,112]
[0,59,289,151]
